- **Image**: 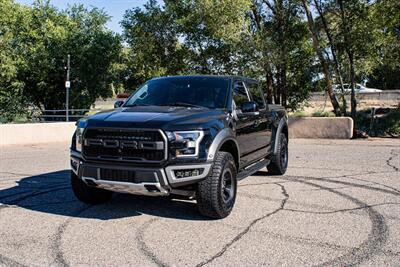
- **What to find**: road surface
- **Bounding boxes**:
[0,139,399,266]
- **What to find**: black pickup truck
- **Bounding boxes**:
[70,75,288,218]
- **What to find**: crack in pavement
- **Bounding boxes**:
[238,180,290,187]
[282,177,389,267]
[136,217,169,267]
[0,254,28,267]
[0,180,78,266]
[285,174,400,197]
[284,202,400,215]
[345,175,400,195]
[195,183,289,267]
[254,230,400,257]
[386,149,399,172]
[50,205,92,267]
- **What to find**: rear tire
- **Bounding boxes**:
[267,133,288,175]
[71,171,113,204]
[196,152,237,219]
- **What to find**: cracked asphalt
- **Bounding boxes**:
[0,138,399,266]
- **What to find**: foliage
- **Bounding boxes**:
[356,108,400,137]
[0,0,121,122]
[367,0,400,89]
[0,0,27,122]
[121,0,187,90]
[1,0,400,123]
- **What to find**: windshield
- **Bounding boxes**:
[123,77,230,109]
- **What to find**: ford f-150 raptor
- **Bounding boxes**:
[70,75,288,218]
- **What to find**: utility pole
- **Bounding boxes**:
[65,54,71,122]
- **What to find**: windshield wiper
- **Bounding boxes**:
[160,102,206,108]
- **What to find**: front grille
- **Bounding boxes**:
[100,169,157,183]
[81,166,158,183]
[100,169,136,182]
[82,128,166,162]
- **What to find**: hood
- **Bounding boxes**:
[86,106,227,130]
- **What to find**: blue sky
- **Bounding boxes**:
[15,0,151,33]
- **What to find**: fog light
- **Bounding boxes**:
[174,168,204,178]
[71,159,78,172]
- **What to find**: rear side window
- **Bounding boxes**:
[233,81,250,108]
[246,81,265,109]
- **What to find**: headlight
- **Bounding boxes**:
[75,119,87,152]
[75,127,84,152]
[166,130,204,157]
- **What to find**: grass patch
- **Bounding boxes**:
[311,111,336,117]
[290,110,308,117]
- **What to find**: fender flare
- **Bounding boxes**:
[207,128,240,165]
[273,117,288,155]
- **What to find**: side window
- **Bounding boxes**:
[233,81,250,108]
[246,81,265,109]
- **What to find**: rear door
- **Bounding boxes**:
[244,80,271,159]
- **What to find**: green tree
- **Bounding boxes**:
[20,1,121,111]
[0,0,28,121]
[0,0,121,121]
[302,0,341,116]
[367,0,400,89]
[122,0,187,90]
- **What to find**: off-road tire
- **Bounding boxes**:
[267,133,288,175]
[196,152,237,219]
[71,171,113,204]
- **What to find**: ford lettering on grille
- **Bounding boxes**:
[84,139,164,150]
[82,128,166,162]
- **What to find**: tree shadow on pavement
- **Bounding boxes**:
[0,170,208,221]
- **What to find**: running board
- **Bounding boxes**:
[237,159,270,181]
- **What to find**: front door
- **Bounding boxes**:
[244,80,272,156]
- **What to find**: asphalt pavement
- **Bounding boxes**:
[0,138,399,266]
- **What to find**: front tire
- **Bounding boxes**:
[267,133,288,175]
[196,152,237,219]
[71,171,113,204]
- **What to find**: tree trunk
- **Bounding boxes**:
[302,0,341,116]
[275,0,286,107]
[314,0,347,115]
[348,52,357,120]
[265,68,274,104]
[280,64,287,107]
[275,69,281,105]
[252,6,275,104]
[338,0,357,126]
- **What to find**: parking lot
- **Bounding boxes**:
[1,138,399,266]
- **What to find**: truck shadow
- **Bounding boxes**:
[0,170,208,221]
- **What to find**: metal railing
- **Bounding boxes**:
[25,108,102,122]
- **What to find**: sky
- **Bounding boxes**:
[15,0,151,33]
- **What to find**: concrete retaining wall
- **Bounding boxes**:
[0,117,354,146]
[288,117,353,139]
[310,90,400,103]
[0,122,76,146]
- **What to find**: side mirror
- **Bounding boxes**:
[240,101,258,113]
[114,100,124,108]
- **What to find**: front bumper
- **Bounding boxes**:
[70,152,211,196]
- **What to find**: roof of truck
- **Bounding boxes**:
[151,75,258,83]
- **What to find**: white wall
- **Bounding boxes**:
[0,122,76,146]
